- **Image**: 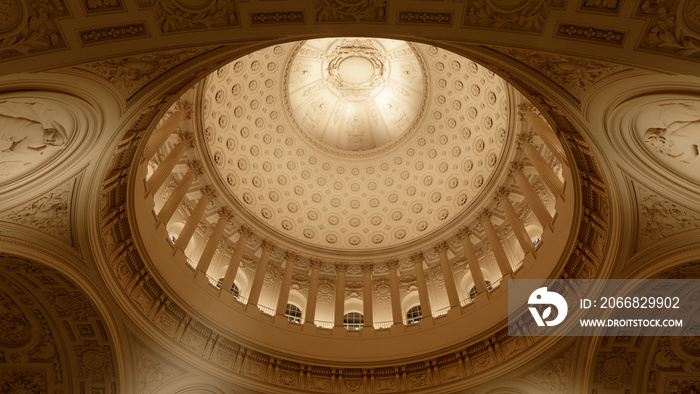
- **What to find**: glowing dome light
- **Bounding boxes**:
[286,38,427,152]
[201,38,511,252]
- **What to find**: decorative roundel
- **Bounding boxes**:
[285,38,428,154]
[201,39,512,252]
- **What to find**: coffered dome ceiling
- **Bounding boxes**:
[201,38,512,253]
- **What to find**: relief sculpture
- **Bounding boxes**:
[643,102,700,163]
[0,100,70,182]
[634,99,700,184]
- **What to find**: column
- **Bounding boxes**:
[479,209,513,277]
[156,161,201,225]
[386,260,403,325]
[457,228,488,296]
[411,252,432,318]
[146,132,193,195]
[173,186,214,253]
[275,252,297,317]
[435,243,460,308]
[361,264,374,328]
[197,208,233,275]
[247,240,274,307]
[511,162,552,227]
[520,106,568,167]
[220,226,252,294]
[334,264,348,327]
[305,259,322,324]
[497,187,534,254]
[142,110,186,163]
[523,142,564,197]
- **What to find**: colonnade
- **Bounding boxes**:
[141,104,568,330]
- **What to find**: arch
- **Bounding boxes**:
[406,305,422,324]
[287,289,307,321]
[343,311,364,330]
[400,290,420,315]
[285,303,302,323]
[0,254,121,392]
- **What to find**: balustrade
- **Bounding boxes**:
[138,103,573,338]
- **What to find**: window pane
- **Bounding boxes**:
[406,305,422,324]
[285,303,302,323]
[343,312,364,330]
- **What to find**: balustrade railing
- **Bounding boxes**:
[185,256,196,269]
[374,321,392,329]
[144,106,572,337]
[513,260,524,273]
[344,323,364,331]
[432,306,450,318]
[258,304,275,316]
[314,320,333,329]
[460,297,474,307]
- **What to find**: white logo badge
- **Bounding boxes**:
[528,287,568,327]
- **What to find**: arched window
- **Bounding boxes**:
[285,304,302,323]
[231,283,240,298]
[343,312,364,330]
[406,305,422,324]
[216,279,241,298]
[469,280,492,300]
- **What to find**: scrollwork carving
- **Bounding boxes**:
[314,0,387,22]
[638,0,700,61]
[636,185,700,246]
[494,48,629,99]
[1,179,73,242]
[0,0,66,60]
[524,350,571,393]
[74,48,209,97]
[316,279,334,304]
[152,0,239,33]
[135,341,185,393]
[462,0,564,33]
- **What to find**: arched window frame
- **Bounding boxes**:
[469,280,492,299]
[343,312,364,330]
[285,303,302,323]
[406,305,422,324]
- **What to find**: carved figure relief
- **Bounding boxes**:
[639,101,700,167]
[0,99,71,183]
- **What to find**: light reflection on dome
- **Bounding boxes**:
[201,38,511,252]
[286,38,426,153]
